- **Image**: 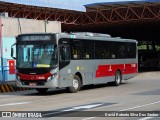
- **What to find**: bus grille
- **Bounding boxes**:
[20,80,47,86]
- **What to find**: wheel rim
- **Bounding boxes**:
[116,73,121,84]
[73,79,79,90]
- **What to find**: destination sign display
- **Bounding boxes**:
[20,35,52,41]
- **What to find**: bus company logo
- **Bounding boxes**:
[2,112,11,117]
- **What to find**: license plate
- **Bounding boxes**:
[29,82,37,86]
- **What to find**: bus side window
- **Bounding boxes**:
[72,47,78,59]
[60,45,70,61]
[71,40,82,59]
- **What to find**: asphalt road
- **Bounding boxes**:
[0,71,160,120]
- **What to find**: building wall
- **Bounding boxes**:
[1,17,61,37]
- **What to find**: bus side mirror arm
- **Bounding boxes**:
[11,43,16,59]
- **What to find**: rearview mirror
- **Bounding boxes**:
[11,43,16,59]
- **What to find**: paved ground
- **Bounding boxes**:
[0,71,160,120]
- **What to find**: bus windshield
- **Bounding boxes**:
[17,43,58,68]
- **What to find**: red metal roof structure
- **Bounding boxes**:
[85,1,160,25]
[0,0,160,41]
[0,1,160,25]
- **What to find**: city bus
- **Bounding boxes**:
[11,32,138,93]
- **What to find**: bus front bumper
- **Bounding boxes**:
[16,77,59,88]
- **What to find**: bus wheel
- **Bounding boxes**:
[36,88,48,94]
[113,71,122,86]
[67,75,81,93]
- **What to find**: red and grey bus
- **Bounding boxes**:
[11,32,138,93]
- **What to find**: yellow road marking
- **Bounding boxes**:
[1,85,6,93]
[5,85,10,92]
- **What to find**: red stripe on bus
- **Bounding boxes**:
[17,72,51,81]
[96,63,137,78]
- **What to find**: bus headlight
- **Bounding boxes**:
[47,76,52,81]
[47,73,57,82]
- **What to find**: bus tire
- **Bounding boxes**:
[36,88,48,94]
[112,71,122,86]
[67,75,81,93]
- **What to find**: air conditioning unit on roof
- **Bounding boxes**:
[71,32,111,37]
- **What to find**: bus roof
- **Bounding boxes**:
[17,32,137,43]
[62,32,137,43]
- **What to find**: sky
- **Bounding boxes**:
[0,0,156,11]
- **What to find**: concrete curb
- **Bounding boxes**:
[0,84,31,93]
